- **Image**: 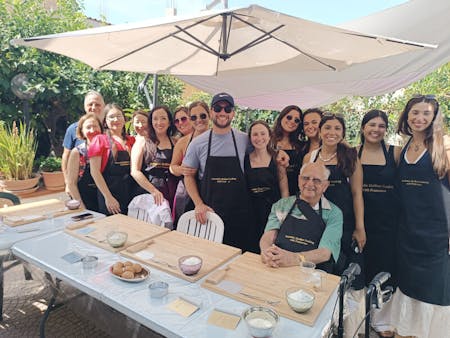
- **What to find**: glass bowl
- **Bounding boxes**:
[106,231,128,248]
[285,287,315,313]
[242,306,279,338]
[149,281,169,298]
[65,199,81,210]
[81,255,98,270]
[178,255,202,275]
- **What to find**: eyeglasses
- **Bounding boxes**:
[174,116,188,125]
[300,175,324,185]
[285,115,301,124]
[106,114,124,121]
[323,112,344,119]
[190,113,208,121]
[212,105,233,113]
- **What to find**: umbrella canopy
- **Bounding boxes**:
[11,5,432,77]
[178,0,448,109]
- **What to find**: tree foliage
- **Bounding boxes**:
[0,0,184,155]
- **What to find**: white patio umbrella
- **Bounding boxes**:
[11,5,433,77]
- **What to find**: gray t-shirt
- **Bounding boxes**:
[183,128,250,179]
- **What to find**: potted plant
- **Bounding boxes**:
[0,121,40,195]
[39,155,65,191]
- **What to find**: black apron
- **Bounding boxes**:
[138,140,179,210]
[274,198,333,272]
[397,140,450,305]
[200,130,253,252]
[313,151,365,288]
[283,148,302,196]
[98,137,132,215]
[358,144,398,288]
[245,155,281,240]
[76,143,99,212]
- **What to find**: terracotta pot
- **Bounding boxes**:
[41,171,65,191]
[0,175,41,196]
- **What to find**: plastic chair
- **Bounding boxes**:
[127,194,173,229]
[176,210,224,243]
[0,192,20,207]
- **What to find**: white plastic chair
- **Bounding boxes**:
[176,210,224,243]
[127,194,173,229]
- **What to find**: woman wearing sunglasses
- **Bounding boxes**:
[170,101,210,222]
[131,105,178,210]
[356,110,399,338]
[272,105,304,196]
[89,103,135,215]
[390,95,449,338]
[301,108,323,156]
[173,106,193,138]
[304,113,366,334]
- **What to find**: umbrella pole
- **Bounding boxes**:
[153,74,158,107]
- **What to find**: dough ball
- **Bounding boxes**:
[112,266,123,276]
[124,265,135,272]
[132,263,142,273]
[123,261,133,266]
[113,262,124,270]
[121,271,134,279]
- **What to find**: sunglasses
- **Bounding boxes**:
[212,105,233,113]
[190,113,208,121]
[285,115,301,124]
[323,112,345,119]
[174,116,188,125]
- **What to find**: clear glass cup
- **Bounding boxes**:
[300,261,316,285]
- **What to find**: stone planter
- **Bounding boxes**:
[0,174,41,196]
[41,171,65,191]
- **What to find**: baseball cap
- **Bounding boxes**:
[211,92,234,108]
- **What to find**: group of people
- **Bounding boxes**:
[63,91,449,338]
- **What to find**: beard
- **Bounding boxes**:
[212,116,231,129]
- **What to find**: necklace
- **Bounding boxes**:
[411,141,423,152]
[319,151,337,162]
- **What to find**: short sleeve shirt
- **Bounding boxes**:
[264,195,343,262]
[182,128,250,179]
[88,134,135,172]
[63,122,84,150]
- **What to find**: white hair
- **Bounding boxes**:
[299,162,330,180]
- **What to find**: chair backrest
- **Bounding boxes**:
[176,210,224,243]
[127,193,173,229]
[0,192,21,207]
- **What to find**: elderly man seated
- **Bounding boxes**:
[260,162,342,272]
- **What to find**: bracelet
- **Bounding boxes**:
[297,253,306,263]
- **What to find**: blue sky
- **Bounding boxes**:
[82,0,408,25]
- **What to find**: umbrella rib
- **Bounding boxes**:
[174,25,220,56]
[98,12,226,69]
[232,13,337,71]
[228,25,284,58]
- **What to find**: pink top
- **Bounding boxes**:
[88,134,135,172]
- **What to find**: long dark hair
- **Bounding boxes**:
[360,109,388,145]
[397,95,447,178]
[148,105,174,145]
[272,105,303,151]
[302,108,323,154]
[103,103,127,140]
[319,114,357,177]
[248,120,276,157]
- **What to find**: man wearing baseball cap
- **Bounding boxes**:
[183,92,254,252]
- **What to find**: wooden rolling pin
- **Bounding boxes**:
[206,267,230,284]
[66,219,94,230]
[126,239,154,253]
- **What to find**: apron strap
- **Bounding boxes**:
[207,129,240,159]
[296,198,326,230]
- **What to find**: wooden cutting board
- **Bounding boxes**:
[0,198,84,226]
[201,252,339,326]
[121,230,241,282]
[64,214,170,253]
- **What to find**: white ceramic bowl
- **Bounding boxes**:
[285,287,315,313]
[106,231,128,248]
[242,306,279,338]
[178,255,202,275]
